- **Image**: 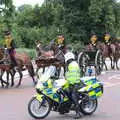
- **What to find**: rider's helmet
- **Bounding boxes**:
[64,52,75,63]
[4,30,10,36]
[4,30,11,40]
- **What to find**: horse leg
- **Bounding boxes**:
[103,59,108,71]
[35,67,42,79]
[43,67,45,73]
[0,78,4,88]
[59,67,64,78]
[0,70,5,88]
[10,69,15,87]
[35,67,39,76]
[115,58,119,70]
[109,56,114,69]
[56,67,61,79]
[16,69,23,87]
[0,70,9,88]
[6,71,10,88]
[27,64,36,85]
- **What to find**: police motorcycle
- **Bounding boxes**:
[28,65,103,119]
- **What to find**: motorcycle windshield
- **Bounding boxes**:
[40,66,56,82]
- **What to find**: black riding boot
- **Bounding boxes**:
[74,104,81,119]
[71,85,82,119]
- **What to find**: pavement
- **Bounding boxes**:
[0,60,120,120]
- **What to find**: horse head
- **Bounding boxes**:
[0,48,9,59]
[35,41,44,57]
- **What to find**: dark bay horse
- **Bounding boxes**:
[0,48,35,88]
[86,42,119,70]
[97,42,120,70]
[112,42,120,69]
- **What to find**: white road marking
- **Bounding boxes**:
[102,73,120,88]
[108,75,120,80]
[105,82,120,88]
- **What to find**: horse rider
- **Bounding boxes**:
[90,33,98,47]
[4,30,18,69]
[56,35,66,53]
[104,32,111,45]
[87,33,98,51]
[103,32,113,55]
[64,51,82,119]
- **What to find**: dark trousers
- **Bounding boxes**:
[69,84,80,113]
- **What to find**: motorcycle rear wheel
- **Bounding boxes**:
[80,98,98,115]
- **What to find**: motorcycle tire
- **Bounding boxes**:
[80,98,98,115]
[28,97,51,119]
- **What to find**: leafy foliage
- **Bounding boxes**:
[0,0,120,50]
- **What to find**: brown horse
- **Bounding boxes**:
[0,48,36,88]
[94,42,119,70]
[112,42,120,69]
[86,42,114,70]
[97,42,120,70]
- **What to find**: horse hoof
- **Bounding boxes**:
[16,84,20,88]
[111,66,114,69]
[11,84,14,87]
[1,85,4,88]
[34,81,37,85]
[5,85,9,88]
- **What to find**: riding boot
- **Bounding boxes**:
[74,112,81,119]
[73,105,81,119]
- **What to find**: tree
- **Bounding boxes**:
[0,0,15,29]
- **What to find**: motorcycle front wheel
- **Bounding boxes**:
[80,98,98,115]
[28,97,51,119]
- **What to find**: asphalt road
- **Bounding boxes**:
[0,62,120,120]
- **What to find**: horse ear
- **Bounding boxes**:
[35,41,38,45]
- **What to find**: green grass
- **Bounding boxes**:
[16,48,36,59]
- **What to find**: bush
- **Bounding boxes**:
[16,48,36,59]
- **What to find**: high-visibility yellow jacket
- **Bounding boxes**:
[65,61,81,85]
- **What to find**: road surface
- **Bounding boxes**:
[0,61,120,120]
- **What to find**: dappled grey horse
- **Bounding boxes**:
[35,41,65,79]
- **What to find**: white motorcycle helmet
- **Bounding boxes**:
[64,52,75,63]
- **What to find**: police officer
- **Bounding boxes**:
[64,51,82,119]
